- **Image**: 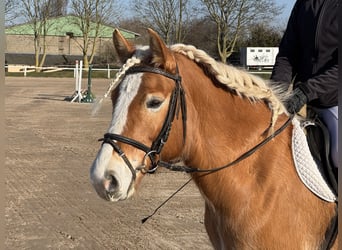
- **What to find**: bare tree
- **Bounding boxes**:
[175,0,189,42]
[19,0,54,71]
[132,0,192,44]
[47,0,68,17]
[5,0,20,25]
[201,0,282,62]
[182,16,217,57]
[69,0,120,68]
[240,22,282,47]
[118,17,149,45]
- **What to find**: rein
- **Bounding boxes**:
[158,114,294,174]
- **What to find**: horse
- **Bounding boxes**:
[90,28,338,249]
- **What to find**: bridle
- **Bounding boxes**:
[99,64,187,180]
[99,64,293,179]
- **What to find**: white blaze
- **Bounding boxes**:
[90,73,143,199]
[108,73,143,134]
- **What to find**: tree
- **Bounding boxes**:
[132,0,192,44]
[182,17,217,57]
[201,0,282,62]
[5,0,19,25]
[19,0,54,71]
[70,0,120,68]
[118,17,149,45]
[241,22,282,47]
[47,0,68,17]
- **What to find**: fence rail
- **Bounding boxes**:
[5,64,119,78]
[5,64,272,80]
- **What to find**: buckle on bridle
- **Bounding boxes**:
[141,150,159,174]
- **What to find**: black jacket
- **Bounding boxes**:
[271,0,338,108]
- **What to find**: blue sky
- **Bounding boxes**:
[278,0,296,21]
[121,0,297,26]
[7,0,298,27]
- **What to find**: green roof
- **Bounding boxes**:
[5,15,139,39]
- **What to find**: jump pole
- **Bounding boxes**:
[71,60,83,103]
[78,60,83,102]
[75,60,79,91]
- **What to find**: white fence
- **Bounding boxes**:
[5,64,119,78]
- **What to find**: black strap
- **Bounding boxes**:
[158,115,294,174]
[101,133,151,154]
[100,136,137,181]
[152,87,180,153]
[303,109,338,195]
[321,205,338,250]
[126,65,181,82]
[126,65,186,155]
[100,134,158,171]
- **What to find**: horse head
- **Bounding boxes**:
[90,29,187,201]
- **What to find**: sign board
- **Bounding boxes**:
[240,47,279,69]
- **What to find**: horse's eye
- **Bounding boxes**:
[146,98,163,109]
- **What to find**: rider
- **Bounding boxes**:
[270,0,338,168]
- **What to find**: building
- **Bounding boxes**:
[5,15,140,68]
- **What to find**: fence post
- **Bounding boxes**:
[70,60,83,103]
[75,60,79,91]
[82,65,95,103]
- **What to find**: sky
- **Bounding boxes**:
[277,0,296,22]
[121,0,298,27]
[6,0,298,27]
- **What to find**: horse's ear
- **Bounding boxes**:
[147,28,176,73]
[113,29,135,63]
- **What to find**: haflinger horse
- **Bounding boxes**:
[90,28,337,249]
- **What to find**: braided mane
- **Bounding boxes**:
[93,43,287,131]
[170,44,287,130]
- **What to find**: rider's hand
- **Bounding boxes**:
[285,87,308,114]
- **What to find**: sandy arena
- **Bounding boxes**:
[5,76,212,249]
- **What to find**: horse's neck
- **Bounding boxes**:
[184,81,273,169]
[181,67,291,211]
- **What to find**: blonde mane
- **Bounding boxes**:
[170,44,287,130]
[94,43,287,130]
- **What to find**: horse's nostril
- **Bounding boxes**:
[108,175,118,191]
[104,172,118,192]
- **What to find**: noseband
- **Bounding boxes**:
[99,65,187,178]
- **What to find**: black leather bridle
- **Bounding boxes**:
[99,65,187,179]
[99,64,294,179]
